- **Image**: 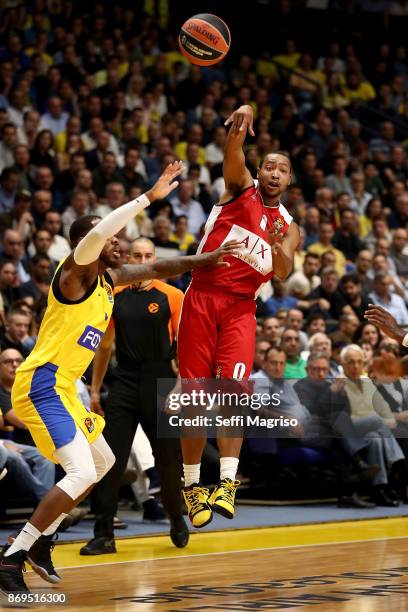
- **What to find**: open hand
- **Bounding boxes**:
[364,304,404,342]
[224,105,255,136]
[204,240,242,267]
[148,161,184,201]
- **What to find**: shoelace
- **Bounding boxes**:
[185,487,210,513]
[217,480,239,504]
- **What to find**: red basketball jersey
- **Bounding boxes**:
[192,184,293,298]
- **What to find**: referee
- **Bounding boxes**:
[80,237,188,553]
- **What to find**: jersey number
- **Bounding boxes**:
[233,362,246,380]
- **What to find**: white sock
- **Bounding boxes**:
[42,513,68,536]
[4,522,41,556]
[220,457,239,481]
[183,464,201,487]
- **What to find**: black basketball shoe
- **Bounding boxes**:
[27,534,61,584]
[0,546,30,602]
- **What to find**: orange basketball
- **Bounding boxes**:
[178,13,231,67]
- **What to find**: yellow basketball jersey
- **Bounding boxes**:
[18,262,114,380]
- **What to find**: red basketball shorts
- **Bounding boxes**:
[177,286,256,380]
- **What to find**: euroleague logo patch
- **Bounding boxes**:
[148,302,159,314]
[84,417,95,433]
[104,284,114,303]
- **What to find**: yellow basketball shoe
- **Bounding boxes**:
[208,478,240,519]
[183,484,213,528]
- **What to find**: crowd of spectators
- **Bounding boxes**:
[1,0,408,514]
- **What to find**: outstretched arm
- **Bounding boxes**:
[221,105,255,203]
[109,241,241,286]
[59,162,183,301]
[365,304,407,344]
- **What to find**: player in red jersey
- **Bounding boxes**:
[178,104,300,527]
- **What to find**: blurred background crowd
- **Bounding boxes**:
[2,0,408,524]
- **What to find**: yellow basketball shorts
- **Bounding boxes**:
[11,363,105,464]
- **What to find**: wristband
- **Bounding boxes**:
[134,194,150,211]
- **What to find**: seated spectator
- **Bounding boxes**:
[94,182,126,218]
[332,209,365,261]
[27,229,57,272]
[30,129,56,173]
[337,313,361,343]
[308,222,346,276]
[302,206,320,249]
[170,215,196,253]
[0,348,32,445]
[305,313,327,336]
[53,152,87,198]
[31,189,52,229]
[286,308,308,351]
[42,210,71,262]
[0,167,18,213]
[0,124,18,172]
[205,126,226,168]
[339,274,370,320]
[170,180,206,237]
[340,344,407,506]
[0,259,20,317]
[301,332,334,367]
[369,121,397,160]
[286,252,321,297]
[91,152,123,198]
[0,348,55,501]
[30,166,54,196]
[305,266,344,320]
[17,110,40,150]
[388,193,408,229]
[0,308,31,357]
[151,216,180,259]
[369,253,401,296]
[252,338,272,375]
[354,321,382,351]
[349,172,372,214]
[354,249,374,294]
[390,228,408,279]
[260,278,298,317]
[371,355,408,462]
[325,156,352,196]
[11,144,32,190]
[119,147,146,193]
[252,347,310,428]
[1,229,30,283]
[261,316,281,347]
[0,189,33,241]
[369,272,408,325]
[358,198,383,237]
[38,95,69,136]
[61,190,91,239]
[294,352,380,507]
[20,253,51,300]
[175,124,206,165]
[281,328,307,379]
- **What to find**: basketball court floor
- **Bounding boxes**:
[21,516,408,611]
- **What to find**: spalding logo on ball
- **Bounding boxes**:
[179,13,231,66]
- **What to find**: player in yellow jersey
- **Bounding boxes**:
[0,162,239,597]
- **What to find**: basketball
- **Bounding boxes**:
[178,13,231,66]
